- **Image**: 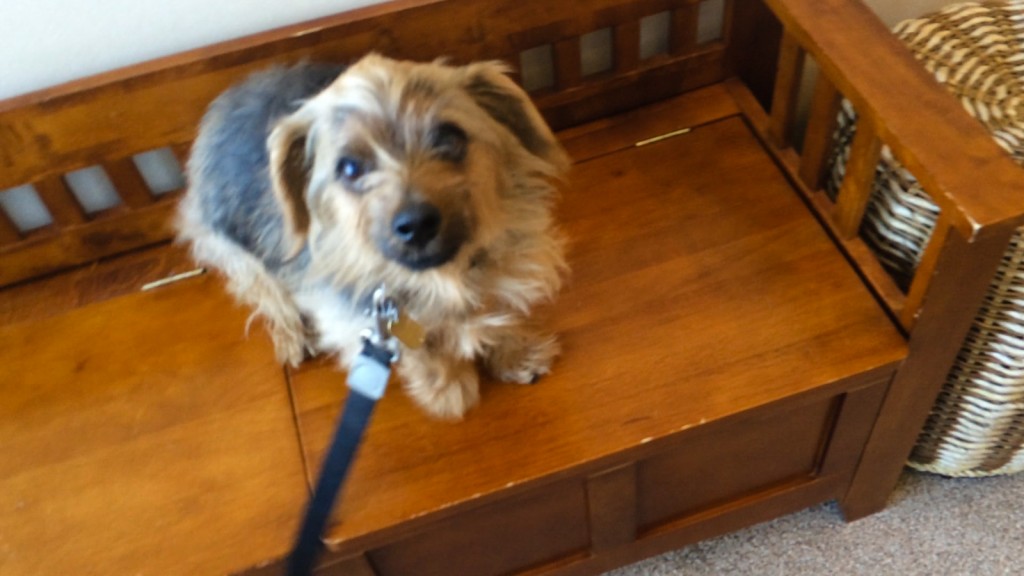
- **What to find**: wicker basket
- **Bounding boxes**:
[827,1,1024,476]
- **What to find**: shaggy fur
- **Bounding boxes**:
[177,55,568,419]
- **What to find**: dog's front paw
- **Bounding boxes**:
[400,356,480,420]
[485,331,560,385]
[264,314,308,368]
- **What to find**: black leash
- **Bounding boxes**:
[286,288,404,576]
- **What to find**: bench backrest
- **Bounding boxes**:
[0,0,753,287]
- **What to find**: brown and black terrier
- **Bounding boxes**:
[177,55,568,419]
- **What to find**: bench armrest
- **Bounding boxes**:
[768,0,1024,238]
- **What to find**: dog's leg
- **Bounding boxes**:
[188,230,308,367]
[398,348,480,420]
[483,323,560,385]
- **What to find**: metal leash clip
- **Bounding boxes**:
[360,285,402,364]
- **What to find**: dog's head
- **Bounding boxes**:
[267,55,567,284]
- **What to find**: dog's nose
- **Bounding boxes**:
[392,202,442,248]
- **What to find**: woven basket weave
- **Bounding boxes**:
[827,1,1024,476]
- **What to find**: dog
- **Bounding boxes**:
[176,54,568,419]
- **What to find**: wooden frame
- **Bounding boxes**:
[3,0,1023,574]
[731,0,1024,518]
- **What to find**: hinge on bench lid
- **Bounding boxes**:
[635,128,692,147]
[141,268,206,291]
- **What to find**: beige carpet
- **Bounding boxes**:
[607,470,1024,575]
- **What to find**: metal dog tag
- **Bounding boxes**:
[390,311,426,349]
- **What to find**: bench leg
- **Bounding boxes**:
[840,225,1012,520]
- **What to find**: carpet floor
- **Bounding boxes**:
[606,470,1024,575]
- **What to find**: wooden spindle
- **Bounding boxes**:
[104,158,156,209]
[554,37,583,89]
[719,0,736,45]
[614,21,641,72]
[768,31,805,149]
[832,118,882,239]
[799,73,842,191]
[670,2,700,55]
[0,207,21,244]
[35,176,87,226]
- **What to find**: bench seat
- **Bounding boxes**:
[0,84,906,576]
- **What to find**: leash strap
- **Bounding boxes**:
[286,343,391,576]
[287,287,401,576]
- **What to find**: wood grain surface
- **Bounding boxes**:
[0,275,306,576]
[288,113,906,558]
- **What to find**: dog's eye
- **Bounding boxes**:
[336,156,366,182]
[431,122,467,163]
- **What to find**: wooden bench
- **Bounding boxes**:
[3,1,1022,575]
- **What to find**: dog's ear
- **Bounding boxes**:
[462,62,569,173]
[268,108,316,259]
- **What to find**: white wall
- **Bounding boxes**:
[0,0,384,100]
[1,0,960,101]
